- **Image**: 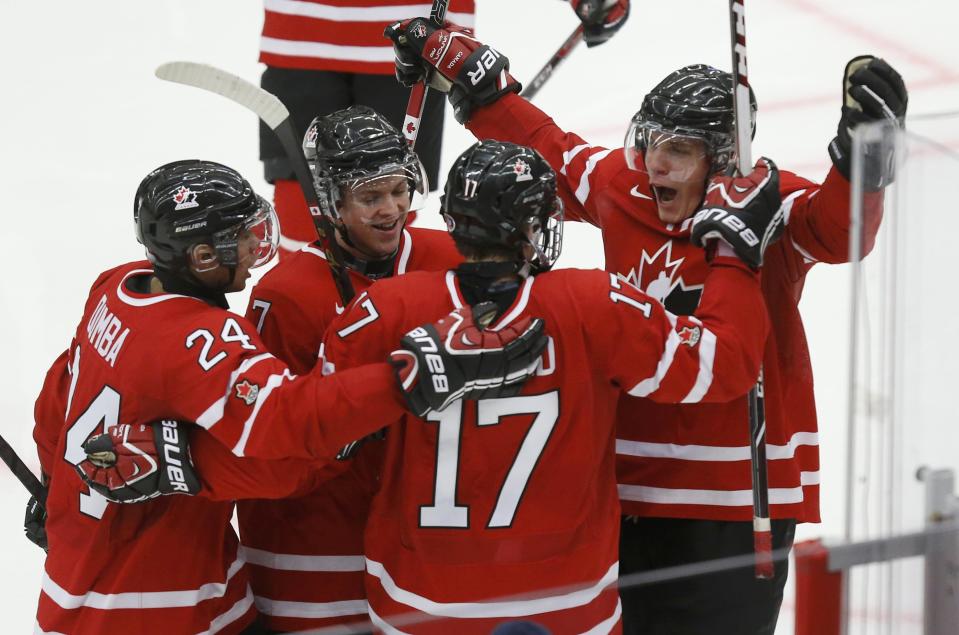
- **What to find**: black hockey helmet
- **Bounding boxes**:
[442,140,563,275]
[625,64,758,174]
[302,106,427,220]
[134,160,278,275]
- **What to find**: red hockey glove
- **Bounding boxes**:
[571,0,630,47]
[691,157,786,269]
[828,55,907,190]
[75,420,201,503]
[389,302,548,417]
[385,18,521,124]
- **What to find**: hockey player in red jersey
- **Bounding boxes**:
[237,106,465,632]
[320,139,783,633]
[32,159,546,635]
[387,20,908,634]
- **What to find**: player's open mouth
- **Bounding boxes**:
[652,185,678,204]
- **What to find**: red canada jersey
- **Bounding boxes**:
[323,262,767,633]
[260,0,476,74]
[238,228,463,632]
[32,261,408,635]
[468,93,885,523]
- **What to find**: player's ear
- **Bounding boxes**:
[188,244,220,273]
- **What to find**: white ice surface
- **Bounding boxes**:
[2,1,957,631]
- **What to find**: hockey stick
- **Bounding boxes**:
[728,0,774,581]
[154,62,357,305]
[401,0,450,148]
[520,25,584,101]
[0,433,46,507]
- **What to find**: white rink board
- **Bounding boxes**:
[2,1,958,631]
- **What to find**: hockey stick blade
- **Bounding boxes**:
[156,62,289,131]
[155,61,357,304]
[0,433,46,507]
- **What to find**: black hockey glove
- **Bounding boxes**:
[335,429,387,461]
[389,302,548,417]
[828,55,907,190]
[385,18,521,124]
[24,495,48,551]
[571,0,630,47]
[75,420,201,504]
[691,157,786,269]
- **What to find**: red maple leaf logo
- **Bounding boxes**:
[173,186,190,205]
[677,325,701,347]
[406,121,417,135]
[234,379,260,406]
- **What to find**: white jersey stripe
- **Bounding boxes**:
[261,37,395,63]
[680,327,716,403]
[115,269,199,307]
[366,558,618,619]
[491,277,534,331]
[241,546,365,572]
[617,474,819,507]
[627,329,680,398]
[198,586,256,635]
[40,556,245,610]
[573,149,613,206]
[396,229,413,275]
[445,270,464,309]
[369,605,412,635]
[255,596,369,619]
[582,599,623,635]
[265,0,474,26]
[560,143,590,176]
[616,431,820,462]
[233,368,298,456]
[196,353,276,430]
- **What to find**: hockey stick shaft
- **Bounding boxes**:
[154,62,356,304]
[728,0,774,580]
[520,25,584,101]
[0,433,46,507]
[402,0,450,148]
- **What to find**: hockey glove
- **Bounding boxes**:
[691,157,786,269]
[571,0,630,47]
[385,18,521,124]
[24,495,47,551]
[75,420,201,504]
[828,55,907,190]
[389,302,548,417]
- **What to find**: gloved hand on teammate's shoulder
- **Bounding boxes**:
[571,0,630,47]
[691,157,786,270]
[75,420,201,504]
[24,494,48,551]
[389,302,548,417]
[828,55,907,190]
[384,18,521,124]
